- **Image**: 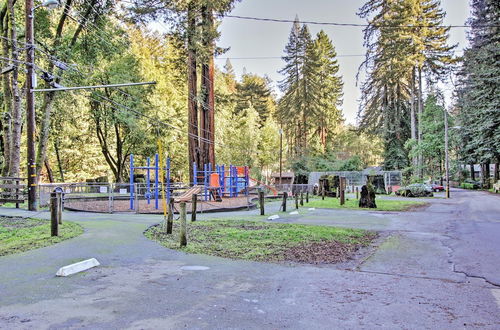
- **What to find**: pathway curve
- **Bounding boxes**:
[0,189,499,329]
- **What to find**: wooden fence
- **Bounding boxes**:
[0,177,26,208]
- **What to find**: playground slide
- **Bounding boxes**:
[174,186,202,203]
[249,177,278,196]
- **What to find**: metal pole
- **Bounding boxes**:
[26,0,37,211]
[445,109,450,199]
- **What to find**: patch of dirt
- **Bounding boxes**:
[280,234,378,264]
[0,217,45,229]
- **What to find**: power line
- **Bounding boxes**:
[225,15,499,29]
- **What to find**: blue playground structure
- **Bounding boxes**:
[129,154,250,210]
[129,154,170,210]
[192,163,250,201]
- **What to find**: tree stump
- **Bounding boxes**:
[359,185,377,208]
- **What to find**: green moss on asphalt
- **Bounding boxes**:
[145,219,375,263]
[306,197,426,211]
[0,217,83,257]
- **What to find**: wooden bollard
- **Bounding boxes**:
[295,193,299,209]
[166,198,174,234]
[50,192,59,237]
[300,192,304,206]
[356,187,359,200]
[282,192,288,212]
[306,192,309,203]
[336,187,340,199]
[340,177,346,205]
[322,188,325,200]
[56,189,63,225]
[179,202,187,247]
[259,191,265,215]
[191,194,197,222]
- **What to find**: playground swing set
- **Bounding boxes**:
[128,154,250,211]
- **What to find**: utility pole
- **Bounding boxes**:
[444,109,450,199]
[26,0,37,210]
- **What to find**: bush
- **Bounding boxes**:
[460,180,480,189]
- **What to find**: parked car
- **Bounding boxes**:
[396,183,434,197]
[431,183,445,192]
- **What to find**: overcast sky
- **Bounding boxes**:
[216,0,471,124]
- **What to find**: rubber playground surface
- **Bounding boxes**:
[64,196,254,213]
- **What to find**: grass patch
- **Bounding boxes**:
[306,197,426,211]
[0,217,83,257]
[146,219,376,264]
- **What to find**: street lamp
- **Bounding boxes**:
[25,0,60,210]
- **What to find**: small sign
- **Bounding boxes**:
[99,186,108,194]
[119,189,127,195]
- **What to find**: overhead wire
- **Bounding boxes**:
[224,15,500,29]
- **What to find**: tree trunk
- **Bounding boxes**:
[44,159,54,183]
[470,163,475,181]
[35,0,93,180]
[482,162,490,188]
[417,66,423,179]
[201,4,215,167]
[410,67,418,173]
[35,92,56,181]
[54,140,64,182]
[0,5,11,176]
[495,160,499,182]
[7,0,22,177]
[187,2,199,184]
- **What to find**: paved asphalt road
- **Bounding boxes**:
[0,188,499,329]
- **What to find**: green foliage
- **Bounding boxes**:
[456,0,500,173]
[235,73,275,125]
[406,92,453,181]
[358,0,455,170]
[278,19,344,157]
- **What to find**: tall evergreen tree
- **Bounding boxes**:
[308,31,344,154]
[235,73,274,125]
[358,0,455,171]
[456,0,500,186]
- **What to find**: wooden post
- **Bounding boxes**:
[300,192,304,206]
[15,179,20,209]
[259,190,265,215]
[57,192,63,224]
[322,187,325,200]
[191,193,197,222]
[166,198,174,234]
[336,187,340,199]
[50,192,59,237]
[340,177,346,206]
[282,192,287,212]
[295,193,299,209]
[306,192,309,203]
[179,202,187,247]
[356,187,359,200]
